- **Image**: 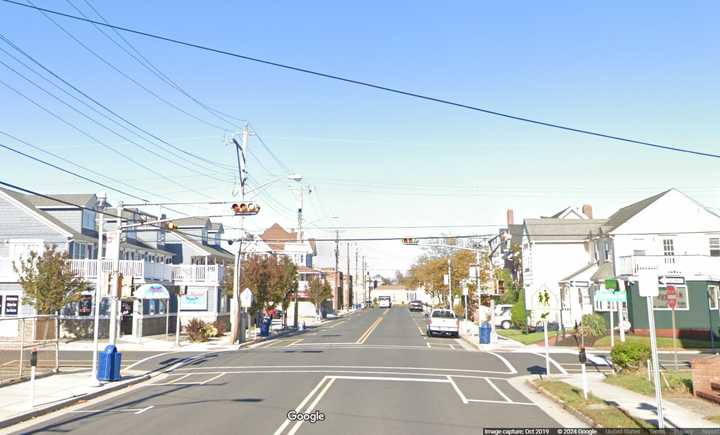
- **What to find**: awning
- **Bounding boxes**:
[136,283,170,299]
[590,262,614,282]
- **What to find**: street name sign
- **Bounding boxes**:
[594,289,627,303]
[570,280,590,288]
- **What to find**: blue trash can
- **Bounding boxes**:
[97,345,122,382]
[260,316,271,337]
[479,323,491,344]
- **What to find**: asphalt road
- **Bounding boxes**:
[11,307,571,435]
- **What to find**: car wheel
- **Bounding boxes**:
[501,320,512,330]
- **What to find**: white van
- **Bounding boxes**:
[378,296,391,308]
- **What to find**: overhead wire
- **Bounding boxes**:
[3,0,719,159]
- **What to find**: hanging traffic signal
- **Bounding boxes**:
[231,202,261,216]
[165,222,178,230]
[401,238,418,245]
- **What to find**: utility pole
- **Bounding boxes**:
[346,242,351,309]
[447,257,452,310]
[334,230,340,311]
[355,246,359,308]
[230,125,250,342]
[289,173,304,327]
[362,256,366,307]
[109,202,123,346]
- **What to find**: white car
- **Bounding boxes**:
[494,304,513,330]
[426,309,460,337]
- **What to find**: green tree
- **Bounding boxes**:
[307,277,332,317]
[273,257,298,326]
[15,246,90,314]
[511,289,528,330]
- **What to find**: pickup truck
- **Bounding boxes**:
[426,309,459,337]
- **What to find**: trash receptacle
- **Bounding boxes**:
[97,344,122,382]
[260,316,271,337]
[479,323,491,344]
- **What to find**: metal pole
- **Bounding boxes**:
[18,318,24,378]
[610,301,615,348]
[175,292,181,347]
[355,247,358,309]
[544,320,550,375]
[672,307,678,369]
[91,210,104,381]
[448,257,452,310]
[346,243,350,310]
[646,295,665,428]
[109,203,123,346]
[334,230,339,311]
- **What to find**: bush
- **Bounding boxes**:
[213,318,229,336]
[580,314,607,337]
[204,324,218,338]
[185,318,210,342]
[611,340,650,372]
[511,299,527,329]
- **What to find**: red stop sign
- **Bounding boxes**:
[666,286,678,309]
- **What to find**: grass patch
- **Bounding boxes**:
[594,334,714,349]
[605,370,693,396]
[707,416,720,424]
[497,328,547,344]
[535,380,654,428]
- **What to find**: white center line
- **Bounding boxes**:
[134,405,154,415]
[287,378,336,435]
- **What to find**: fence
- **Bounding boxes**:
[0,315,59,385]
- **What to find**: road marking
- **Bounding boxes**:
[123,351,178,371]
[449,343,455,350]
[274,377,330,435]
[199,372,225,384]
[287,378,336,435]
[325,320,346,329]
[467,399,535,406]
[330,375,450,383]
[417,326,424,335]
[426,342,431,348]
[71,405,155,414]
[289,339,304,346]
[175,364,513,374]
[488,352,518,374]
[485,378,512,403]
[0,360,17,367]
[531,352,568,375]
[355,312,386,344]
[446,376,469,404]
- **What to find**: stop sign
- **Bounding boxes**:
[666,286,678,309]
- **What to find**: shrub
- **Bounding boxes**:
[204,324,218,338]
[213,318,229,336]
[580,314,607,337]
[611,340,650,372]
[511,299,527,329]
[185,318,210,342]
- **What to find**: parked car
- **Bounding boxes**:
[408,300,423,312]
[494,304,513,329]
[425,309,459,337]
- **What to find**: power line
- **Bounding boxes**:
[71,0,246,130]
[3,0,718,159]
[248,124,291,174]
[0,32,238,174]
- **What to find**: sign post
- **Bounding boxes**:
[240,288,253,343]
[639,272,664,429]
[666,285,679,369]
[538,290,551,375]
[579,347,588,399]
[30,347,37,408]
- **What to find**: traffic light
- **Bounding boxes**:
[231,202,261,216]
[165,222,178,231]
[401,238,418,245]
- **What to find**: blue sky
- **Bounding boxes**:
[1,1,718,273]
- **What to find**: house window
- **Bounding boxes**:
[603,241,610,261]
[652,285,688,310]
[710,238,720,257]
[709,285,719,310]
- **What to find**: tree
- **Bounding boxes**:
[307,277,332,318]
[15,246,90,314]
[272,257,298,327]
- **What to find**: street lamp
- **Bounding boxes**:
[288,174,303,328]
[90,192,107,385]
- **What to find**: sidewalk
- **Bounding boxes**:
[561,372,720,428]
[0,369,150,430]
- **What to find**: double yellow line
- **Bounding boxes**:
[356,310,387,344]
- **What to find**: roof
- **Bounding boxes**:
[560,263,597,282]
[590,262,614,282]
[27,193,96,208]
[172,216,209,228]
[260,223,296,251]
[125,238,175,256]
[0,188,96,243]
[524,218,608,242]
[507,224,524,247]
[208,222,222,232]
[604,190,671,232]
[168,231,233,260]
[547,207,570,218]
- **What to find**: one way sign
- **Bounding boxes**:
[658,276,685,286]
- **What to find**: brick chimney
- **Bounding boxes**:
[582,204,593,219]
[506,209,514,226]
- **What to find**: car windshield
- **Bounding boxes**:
[431,311,455,319]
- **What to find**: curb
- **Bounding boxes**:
[529,379,599,428]
[0,373,151,430]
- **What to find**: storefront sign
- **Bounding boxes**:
[78,295,92,316]
[181,287,208,311]
[4,295,19,315]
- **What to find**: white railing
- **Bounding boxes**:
[618,255,720,278]
[69,259,172,282]
[171,264,222,285]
